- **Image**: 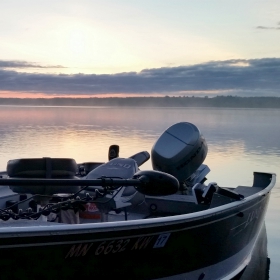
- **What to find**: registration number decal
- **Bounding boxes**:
[65,232,171,258]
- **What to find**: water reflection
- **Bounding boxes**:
[0,106,279,183]
[1,106,279,152]
[0,106,279,180]
[236,224,270,280]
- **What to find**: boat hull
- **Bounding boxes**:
[0,187,271,280]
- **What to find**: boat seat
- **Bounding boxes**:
[7,157,80,195]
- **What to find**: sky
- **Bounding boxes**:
[0,0,280,98]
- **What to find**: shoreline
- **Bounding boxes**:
[0,96,280,108]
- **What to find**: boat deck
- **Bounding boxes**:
[234,186,264,197]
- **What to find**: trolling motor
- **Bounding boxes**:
[0,170,179,221]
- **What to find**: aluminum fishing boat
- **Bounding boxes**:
[0,122,275,279]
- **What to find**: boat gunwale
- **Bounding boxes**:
[0,172,275,237]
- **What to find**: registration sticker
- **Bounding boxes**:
[153,233,171,248]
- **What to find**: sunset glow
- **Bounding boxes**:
[0,1,279,98]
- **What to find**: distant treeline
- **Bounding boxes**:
[1,96,280,108]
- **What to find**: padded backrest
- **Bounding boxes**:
[7,157,79,195]
[7,157,77,178]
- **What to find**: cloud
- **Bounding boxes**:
[0,60,65,69]
[256,22,280,30]
[257,26,280,30]
[0,58,280,97]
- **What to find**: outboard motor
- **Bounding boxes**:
[151,122,208,183]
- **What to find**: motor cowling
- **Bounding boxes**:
[151,122,208,182]
[86,158,138,179]
[86,158,144,211]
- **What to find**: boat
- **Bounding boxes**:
[0,122,275,279]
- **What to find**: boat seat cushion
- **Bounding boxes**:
[6,158,79,195]
[7,158,77,178]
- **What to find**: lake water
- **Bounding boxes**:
[0,106,279,279]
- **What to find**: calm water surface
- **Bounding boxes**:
[0,106,279,279]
